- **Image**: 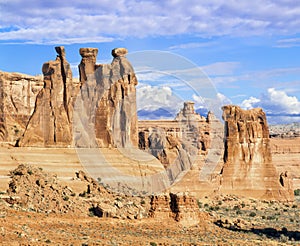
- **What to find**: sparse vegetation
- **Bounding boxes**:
[294,189,300,196]
[249,212,256,217]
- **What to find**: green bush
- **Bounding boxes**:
[249,212,256,217]
[197,200,202,208]
[294,189,300,196]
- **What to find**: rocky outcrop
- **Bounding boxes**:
[149,192,202,226]
[6,164,80,213]
[5,164,151,219]
[220,105,294,201]
[18,47,78,147]
[0,71,43,143]
[74,47,138,148]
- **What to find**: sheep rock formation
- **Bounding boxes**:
[220,105,294,201]
[18,47,78,147]
[74,47,138,148]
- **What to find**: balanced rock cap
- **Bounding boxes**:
[112,48,128,58]
[79,48,98,57]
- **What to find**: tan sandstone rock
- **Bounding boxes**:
[0,71,43,143]
[0,77,6,141]
[18,47,79,147]
[220,105,294,201]
[149,192,203,226]
[74,47,138,148]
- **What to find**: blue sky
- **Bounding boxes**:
[0,0,300,124]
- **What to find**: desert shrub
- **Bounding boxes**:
[294,189,300,196]
[209,206,219,211]
[249,212,256,217]
[150,242,157,246]
[63,196,69,201]
[236,209,242,215]
[267,215,276,220]
[197,200,202,208]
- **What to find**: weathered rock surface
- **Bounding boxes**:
[0,76,6,141]
[138,102,224,195]
[0,71,43,143]
[18,47,79,147]
[5,164,151,219]
[74,47,138,148]
[220,105,294,201]
[271,137,300,189]
[149,192,204,226]
[6,164,82,213]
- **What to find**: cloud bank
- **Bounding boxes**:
[1,0,300,44]
[241,88,300,124]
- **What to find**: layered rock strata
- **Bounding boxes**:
[220,105,294,201]
[0,71,43,143]
[74,47,138,148]
[18,46,78,147]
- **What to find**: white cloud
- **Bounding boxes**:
[192,92,231,119]
[1,1,300,44]
[241,88,300,123]
[267,88,300,114]
[217,92,232,105]
[275,38,300,48]
[136,84,182,112]
[241,96,261,109]
[169,41,217,50]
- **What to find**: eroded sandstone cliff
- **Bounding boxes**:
[0,71,43,143]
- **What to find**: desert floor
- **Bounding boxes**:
[0,137,299,245]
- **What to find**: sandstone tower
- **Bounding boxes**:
[18,46,76,147]
[75,47,138,148]
[220,105,294,201]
